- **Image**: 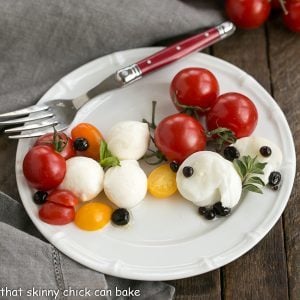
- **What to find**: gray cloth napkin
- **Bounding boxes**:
[0,1,224,299]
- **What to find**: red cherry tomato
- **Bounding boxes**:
[170,68,219,114]
[206,92,258,138]
[283,1,300,32]
[23,145,66,191]
[154,114,206,163]
[35,133,75,160]
[47,189,79,207]
[39,202,75,225]
[225,0,271,29]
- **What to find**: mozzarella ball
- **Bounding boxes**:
[106,121,150,160]
[104,160,147,209]
[177,151,242,208]
[59,157,104,202]
[232,136,282,184]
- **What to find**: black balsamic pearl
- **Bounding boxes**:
[33,191,48,205]
[73,137,89,151]
[268,171,281,187]
[219,207,231,216]
[260,146,272,157]
[170,161,179,173]
[213,202,231,217]
[182,166,194,177]
[111,208,130,226]
[224,146,240,161]
[198,207,207,215]
[213,202,223,215]
[204,209,216,220]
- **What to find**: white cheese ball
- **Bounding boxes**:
[104,160,147,209]
[177,151,242,208]
[59,157,104,202]
[106,121,150,160]
[232,136,282,184]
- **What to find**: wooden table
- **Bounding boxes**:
[169,17,300,300]
[0,13,298,300]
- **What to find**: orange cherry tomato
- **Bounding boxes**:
[75,202,112,231]
[71,123,103,161]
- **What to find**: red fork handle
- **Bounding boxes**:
[137,27,220,75]
[115,22,235,84]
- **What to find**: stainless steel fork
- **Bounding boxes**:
[0,22,235,139]
[0,74,124,139]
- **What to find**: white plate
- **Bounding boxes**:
[16,48,296,281]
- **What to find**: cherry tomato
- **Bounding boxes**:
[47,189,79,207]
[35,133,75,160]
[154,114,206,163]
[75,202,112,231]
[148,164,177,198]
[225,0,271,29]
[39,202,75,225]
[23,145,66,190]
[283,1,300,32]
[206,92,258,138]
[170,68,219,113]
[71,123,103,161]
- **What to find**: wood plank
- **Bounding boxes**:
[212,27,289,300]
[267,16,300,300]
[170,271,221,300]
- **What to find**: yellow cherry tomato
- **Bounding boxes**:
[75,202,112,231]
[147,164,177,199]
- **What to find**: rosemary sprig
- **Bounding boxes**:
[233,155,267,194]
[99,140,120,168]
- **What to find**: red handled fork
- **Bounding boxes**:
[0,21,235,139]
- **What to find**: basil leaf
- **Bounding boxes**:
[101,157,120,168]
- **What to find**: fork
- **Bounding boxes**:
[0,76,122,139]
[0,22,235,139]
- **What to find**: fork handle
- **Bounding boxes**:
[116,21,235,84]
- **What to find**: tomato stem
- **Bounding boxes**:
[278,0,288,15]
[206,127,237,151]
[143,101,157,129]
[52,126,68,152]
[143,150,166,165]
[172,94,209,114]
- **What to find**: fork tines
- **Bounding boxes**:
[0,104,61,139]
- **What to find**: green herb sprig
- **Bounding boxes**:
[233,155,267,194]
[99,140,120,168]
[206,127,237,151]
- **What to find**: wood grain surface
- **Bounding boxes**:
[170,17,299,300]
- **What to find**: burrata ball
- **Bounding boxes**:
[106,121,150,160]
[176,151,242,208]
[59,157,104,201]
[104,160,147,208]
